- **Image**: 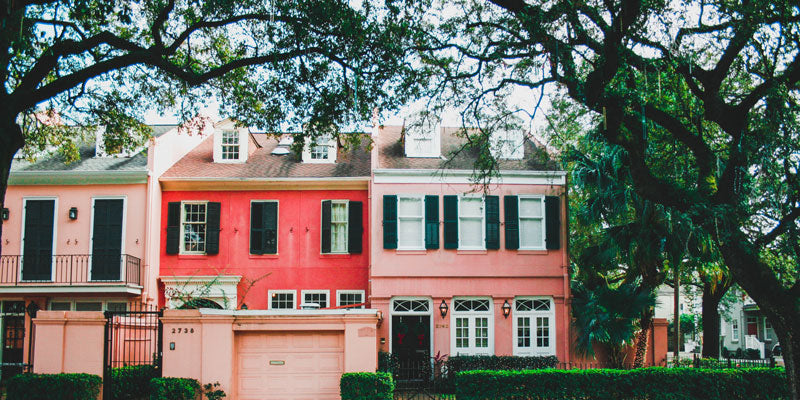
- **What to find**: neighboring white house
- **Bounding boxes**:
[720,294,779,358]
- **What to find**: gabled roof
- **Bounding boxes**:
[376,126,559,171]
[161,133,371,180]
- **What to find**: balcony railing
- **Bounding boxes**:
[0,254,141,286]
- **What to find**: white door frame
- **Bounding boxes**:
[388,297,433,356]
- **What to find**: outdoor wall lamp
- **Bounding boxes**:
[439,300,448,318]
[240,303,248,310]
[1,208,8,221]
[68,207,78,220]
[502,300,512,319]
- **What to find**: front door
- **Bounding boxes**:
[22,200,54,281]
[91,199,123,281]
[392,315,430,381]
[747,315,758,336]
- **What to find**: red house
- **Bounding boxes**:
[158,120,370,311]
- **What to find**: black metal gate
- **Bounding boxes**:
[103,304,162,400]
[393,354,452,400]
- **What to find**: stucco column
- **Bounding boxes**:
[652,318,669,366]
[32,311,67,374]
[200,314,235,395]
[343,315,379,372]
[161,310,203,380]
[33,311,105,376]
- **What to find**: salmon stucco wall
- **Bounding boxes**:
[159,189,369,310]
[32,311,106,376]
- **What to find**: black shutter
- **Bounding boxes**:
[443,195,458,249]
[166,202,180,255]
[250,202,264,255]
[383,195,397,249]
[424,195,439,249]
[321,200,332,253]
[485,196,500,250]
[348,201,363,254]
[504,196,519,250]
[264,202,278,254]
[545,196,561,250]
[206,202,221,255]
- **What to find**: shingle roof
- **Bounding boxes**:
[376,126,559,171]
[10,124,178,173]
[161,132,372,179]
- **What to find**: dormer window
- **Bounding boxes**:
[221,131,239,160]
[302,135,336,163]
[404,117,441,158]
[491,130,524,160]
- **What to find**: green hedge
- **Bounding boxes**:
[6,373,102,400]
[340,372,394,400]
[455,367,789,400]
[149,377,201,400]
[436,355,558,393]
[112,365,159,400]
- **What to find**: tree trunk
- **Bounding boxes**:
[701,279,730,359]
[719,228,800,400]
[0,117,25,258]
[633,309,654,368]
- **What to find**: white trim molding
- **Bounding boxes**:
[161,275,241,310]
[372,169,566,185]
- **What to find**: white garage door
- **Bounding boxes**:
[236,331,344,400]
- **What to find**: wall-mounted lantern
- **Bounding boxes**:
[1,208,8,221]
[68,207,78,220]
[502,300,512,318]
[439,300,449,318]
[240,303,248,310]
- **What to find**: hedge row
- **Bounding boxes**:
[149,377,201,400]
[455,368,789,400]
[6,373,102,400]
[112,365,159,400]
[446,355,559,373]
[340,372,394,400]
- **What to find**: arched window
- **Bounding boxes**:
[178,298,223,310]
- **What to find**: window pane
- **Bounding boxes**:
[456,318,469,348]
[76,302,103,311]
[339,293,364,308]
[271,293,294,309]
[106,302,128,312]
[331,203,347,221]
[520,219,543,248]
[50,302,71,311]
[460,198,482,216]
[460,218,482,247]
[399,198,422,216]
[331,223,347,252]
[475,317,489,348]
[518,317,531,347]
[519,198,542,217]
[303,293,327,308]
[537,317,550,348]
[399,219,423,248]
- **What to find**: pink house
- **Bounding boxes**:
[369,124,572,369]
[0,122,205,377]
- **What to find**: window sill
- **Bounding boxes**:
[396,249,426,255]
[177,254,208,259]
[517,249,548,255]
[320,253,351,259]
[249,254,279,259]
[457,249,487,255]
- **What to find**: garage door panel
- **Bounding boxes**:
[236,331,344,400]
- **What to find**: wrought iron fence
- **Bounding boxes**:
[0,254,141,286]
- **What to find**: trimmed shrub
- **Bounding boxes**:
[377,351,399,374]
[149,377,201,400]
[455,367,789,400]
[6,373,102,400]
[340,372,394,400]
[112,365,159,400]
[438,355,558,392]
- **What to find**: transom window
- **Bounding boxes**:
[270,291,296,310]
[514,297,555,356]
[302,291,328,309]
[451,297,493,356]
[398,196,424,249]
[338,291,365,309]
[181,202,207,254]
[519,197,545,249]
[459,197,485,250]
[393,299,430,313]
[221,131,239,160]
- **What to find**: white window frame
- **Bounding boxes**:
[518,195,546,250]
[220,130,240,160]
[458,196,485,250]
[513,297,556,356]
[249,200,279,255]
[301,290,330,309]
[337,290,366,309]
[397,195,425,250]
[89,196,127,281]
[389,297,432,354]
[48,299,129,311]
[324,200,349,254]
[20,197,58,281]
[450,297,494,356]
[179,201,208,255]
[268,290,297,310]
[302,135,337,164]
[731,318,740,342]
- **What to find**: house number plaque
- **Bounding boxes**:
[171,328,195,334]
[269,360,285,365]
